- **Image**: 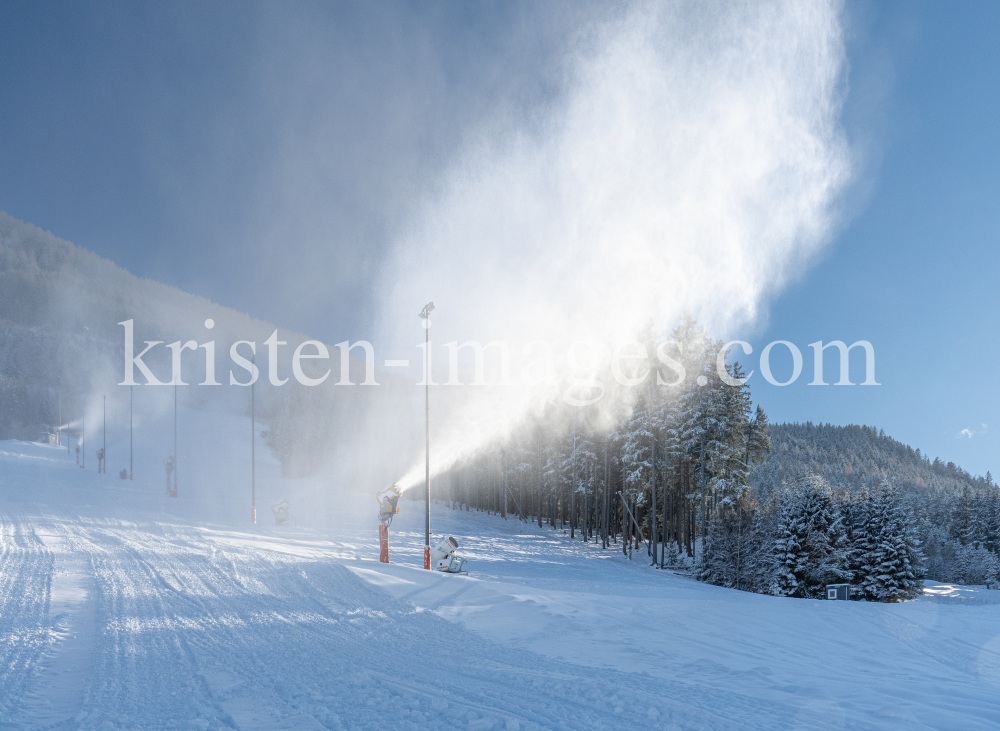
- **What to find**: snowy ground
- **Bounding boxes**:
[3,439,1000,730]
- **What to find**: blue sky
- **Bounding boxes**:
[0,1,997,476]
[754,1,999,478]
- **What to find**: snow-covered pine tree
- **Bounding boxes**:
[745,405,771,467]
[954,543,1000,585]
[771,477,848,598]
[706,361,753,514]
[855,481,923,601]
[575,423,599,540]
[698,492,772,592]
[672,315,719,555]
[981,490,1000,554]
[656,388,682,564]
[917,522,954,583]
[841,486,869,588]
[619,393,652,545]
[772,492,805,597]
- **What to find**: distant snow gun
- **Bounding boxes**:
[377,484,401,563]
[164,455,176,498]
[431,536,467,574]
[271,498,290,525]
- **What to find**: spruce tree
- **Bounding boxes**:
[771,477,848,598]
[856,482,923,601]
[772,493,805,597]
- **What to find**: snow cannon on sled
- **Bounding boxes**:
[376,484,401,564]
[431,536,466,573]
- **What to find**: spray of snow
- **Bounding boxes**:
[379,0,853,491]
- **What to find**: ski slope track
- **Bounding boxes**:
[2,440,1000,730]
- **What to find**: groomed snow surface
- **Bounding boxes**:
[3,439,1000,730]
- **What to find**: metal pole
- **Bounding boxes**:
[425,313,430,568]
[251,355,256,524]
[174,384,178,495]
[419,301,434,569]
[129,386,133,479]
[103,395,106,474]
[81,411,85,469]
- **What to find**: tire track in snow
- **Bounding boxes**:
[7,512,828,730]
[0,514,54,725]
[66,520,231,730]
[18,520,97,729]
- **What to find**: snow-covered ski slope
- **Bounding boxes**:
[2,440,1000,730]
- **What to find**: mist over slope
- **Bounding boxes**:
[0,212,418,491]
[0,212,277,432]
[376,0,854,490]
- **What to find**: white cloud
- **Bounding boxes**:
[958,428,975,439]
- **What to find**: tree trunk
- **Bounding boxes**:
[537,440,543,528]
[661,461,668,568]
[570,430,577,539]
[650,431,657,565]
[603,445,609,548]
[502,453,508,519]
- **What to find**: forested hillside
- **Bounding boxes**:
[751,422,991,499]
[742,422,998,595]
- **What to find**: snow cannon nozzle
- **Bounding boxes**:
[377,484,401,526]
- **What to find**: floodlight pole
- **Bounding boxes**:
[420,301,435,569]
[129,385,133,480]
[251,355,256,524]
[174,384,178,496]
[103,395,106,474]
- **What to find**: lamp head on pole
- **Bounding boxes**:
[419,302,435,320]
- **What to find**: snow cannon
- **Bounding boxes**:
[271,498,290,525]
[376,485,401,564]
[377,485,401,525]
[431,536,466,574]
